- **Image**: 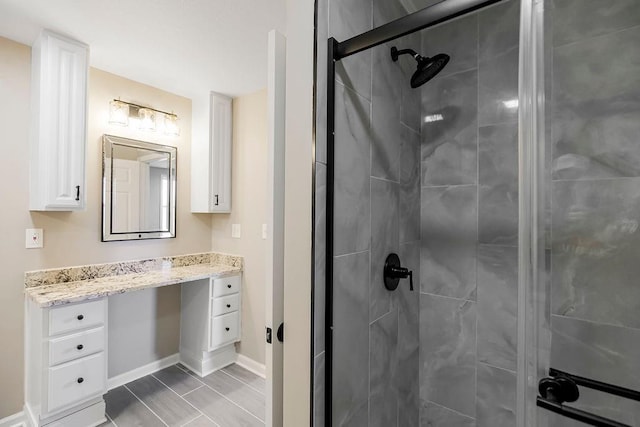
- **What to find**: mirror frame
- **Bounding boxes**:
[102,134,177,242]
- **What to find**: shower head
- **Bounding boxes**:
[391,46,450,88]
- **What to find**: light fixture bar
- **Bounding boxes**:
[111,99,178,118]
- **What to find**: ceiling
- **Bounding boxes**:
[0,0,286,99]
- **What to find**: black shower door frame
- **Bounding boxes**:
[324,0,504,424]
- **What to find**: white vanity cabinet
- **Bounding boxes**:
[191,92,232,213]
[30,30,88,211]
[180,274,242,376]
[25,298,108,427]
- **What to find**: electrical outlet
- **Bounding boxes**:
[231,224,241,239]
[262,224,268,240]
[26,229,43,249]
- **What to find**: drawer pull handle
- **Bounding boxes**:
[227,284,232,289]
[77,315,84,320]
[77,344,84,350]
[225,327,230,331]
[77,377,84,384]
[226,304,231,308]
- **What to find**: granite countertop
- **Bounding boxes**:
[25,252,243,308]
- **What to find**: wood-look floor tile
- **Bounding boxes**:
[201,371,265,421]
[183,414,220,426]
[183,385,264,427]
[221,364,266,394]
[126,375,201,426]
[153,365,204,395]
[105,385,165,427]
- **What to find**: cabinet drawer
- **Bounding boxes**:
[47,352,106,413]
[211,294,240,316]
[49,299,106,336]
[48,326,105,366]
[210,312,240,349]
[212,275,240,298]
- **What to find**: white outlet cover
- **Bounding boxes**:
[262,224,267,240]
[26,228,43,249]
[231,224,241,239]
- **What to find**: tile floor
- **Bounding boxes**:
[99,363,265,426]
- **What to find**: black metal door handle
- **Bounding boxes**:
[75,185,80,201]
[277,323,284,342]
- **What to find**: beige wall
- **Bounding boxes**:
[283,0,314,424]
[212,89,267,365]
[0,36,212,419]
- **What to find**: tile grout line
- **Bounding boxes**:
[200,381,266,424]
[334,249,370,259]
[551,313,640,333]
[427,399,476,420]
[173,364,263,424]
[181,384,205,398]
[369,307,394,326]
[105,412,118,427]
[123,384,170,427]
[478,360,517,375]
[552,21,640,50]
[475,8,481,421]
[421,183,477,189]
[150,372,208,422]
[219,368,265,396]
[179,413,221,427]
[419,290,476,304]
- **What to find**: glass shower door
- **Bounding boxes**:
[529,0,640,425]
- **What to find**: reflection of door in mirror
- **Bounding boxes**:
[112,159,140,233]
[102,134,176,241]
[112,158,170,232]
[144,158,171,232]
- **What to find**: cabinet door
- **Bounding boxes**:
[46,352,106,414]
[31,30,88,211]
[209,92,232,212]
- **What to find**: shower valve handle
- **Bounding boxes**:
[383,253,414,291]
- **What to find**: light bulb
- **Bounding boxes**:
[138,108,156,132]
[164,114,180,136]
[109,100,129,126]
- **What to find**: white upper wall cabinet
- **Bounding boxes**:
[30,30,88,211]
[191,92,232,213]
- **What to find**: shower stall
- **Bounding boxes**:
[312,0,640,426]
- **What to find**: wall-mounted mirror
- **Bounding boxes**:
[102,134,177,241]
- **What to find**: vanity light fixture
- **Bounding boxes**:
[108,99,180,136]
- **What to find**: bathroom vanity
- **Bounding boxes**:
[23,253,242,427]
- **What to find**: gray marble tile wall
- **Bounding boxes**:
[547,1,640,422]
[315,0,422,425]
[420,1,519,425]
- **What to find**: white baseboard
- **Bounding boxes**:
[0,411,25,427]
[107,353,180,390]
[236,354,266,378]
[180,345,236,378]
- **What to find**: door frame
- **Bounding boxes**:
[265,29,286,427]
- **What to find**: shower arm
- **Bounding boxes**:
[390,46,420,62]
